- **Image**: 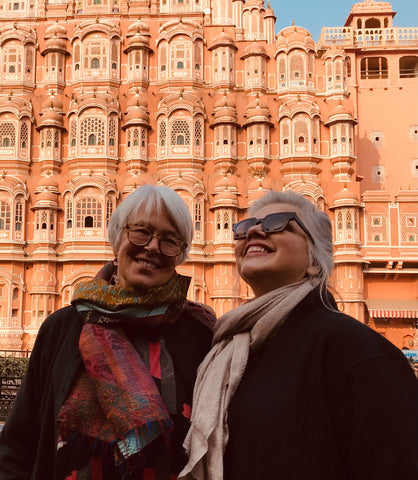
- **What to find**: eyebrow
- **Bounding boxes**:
[130,221,179,237]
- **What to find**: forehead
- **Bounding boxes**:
[251,203,303,219]
[130,206,177,233]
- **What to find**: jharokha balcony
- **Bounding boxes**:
[317,26,418,49]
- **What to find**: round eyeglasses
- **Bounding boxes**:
[232,212,315,244]
[124,224,186,257]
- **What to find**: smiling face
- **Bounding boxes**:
[235,203,312,297]
[115,206,180,290]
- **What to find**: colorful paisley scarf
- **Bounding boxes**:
[57,266,191,477]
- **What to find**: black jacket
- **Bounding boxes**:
[224,290,418,480]
[0,303,214,480]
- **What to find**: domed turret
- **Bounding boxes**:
[332,185,360,208]
[209,31,236,50]
[245,96,271,125]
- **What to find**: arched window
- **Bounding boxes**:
[76,197,102,228]
[171,120,190,145]
[80,117,105,146]
[0,201,11,230]
[91,58,100,69]
[399,56,418,78]
[360,57,388,79]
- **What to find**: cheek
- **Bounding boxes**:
[234,241,245,259]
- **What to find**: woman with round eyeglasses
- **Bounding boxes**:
[180,190,418,480]
[0,185,215,480]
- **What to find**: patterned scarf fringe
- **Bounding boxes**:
[59,417,173,477]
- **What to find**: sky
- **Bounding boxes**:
[269,0,418,40]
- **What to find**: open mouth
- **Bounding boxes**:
[245,245,272,256]
[135,258,159,269]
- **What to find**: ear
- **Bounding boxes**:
[307,265,320,276]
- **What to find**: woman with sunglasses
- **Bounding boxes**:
[180,190,418,480]
[0,185,215,480]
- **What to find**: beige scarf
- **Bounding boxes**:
[179,279,316,480]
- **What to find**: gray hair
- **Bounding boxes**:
[108,185,193,265]
[248,190,334,297]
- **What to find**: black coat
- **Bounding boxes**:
[0,303,214,480]
[224,290,418,480]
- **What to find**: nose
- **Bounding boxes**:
[144,235,160,252]
[246,222,266,239]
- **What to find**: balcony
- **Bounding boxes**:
[317,27,418,50]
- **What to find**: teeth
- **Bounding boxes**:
[136,259,157,269]
[246,246,269,255]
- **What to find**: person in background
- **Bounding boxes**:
[0,185,215,480]
[180,190,418,480]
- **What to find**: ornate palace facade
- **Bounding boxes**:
[0,0,417,351]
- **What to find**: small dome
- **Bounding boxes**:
[209,31,236,50]
[248,186,270,204]
[214,93,236,110]
[127,19,150,36]
[36,175,58,191]
[214,176,237,194]
[34,190,58,207]
[243,42,267,58]
[329,102,353,118]
[127,93,148,110]
[276,25,314,51]
[41,95,63,112]
[213,189,238,207]
[248,177,272,192]
[245,96,271,124]
[332,185,359,207]
[41,110,63,127]
[213,93,238,124]
[125,107,149,124]
[45,22,67,38]
[44,37,67,51]
[127,33,150,49]
[122,174,147,194]
[246,95,269,112]
[326,101,356,126]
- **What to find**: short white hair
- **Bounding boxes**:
[249,190,334,297]
[108,185,193,265]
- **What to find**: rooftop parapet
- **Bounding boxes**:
[317,26,418,49]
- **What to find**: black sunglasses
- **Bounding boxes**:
[232,212,315,244]
[124,224,186,257]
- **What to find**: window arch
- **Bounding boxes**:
[399,56,418,78]
[0,200,11,230]
[15,197,23,232]
[171,120,190,145]
[1,42,23,82]
[289,52,305,85]
[360,57,388,79]
[170,41,191,77]
[80,117,105,146]
[76,197,102,228]
[293,117,309,147]
[0,122,16,151]
[65,199,73,229]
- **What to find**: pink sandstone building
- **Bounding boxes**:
[0,0,416,352]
